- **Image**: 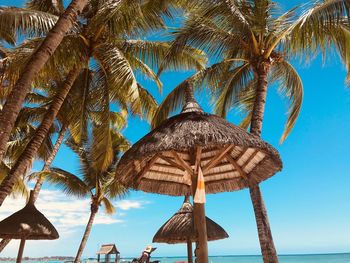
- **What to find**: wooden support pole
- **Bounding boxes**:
[193,203,208,263]
[187,240,193,263]
[191,146,208,263]
[0,238,11,252]
[16,238,26,263]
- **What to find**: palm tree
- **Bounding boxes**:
[42,124,129,263]
[29,67,130,202]
[0,68,129,250]
[0,0,206,205]
[152,1,350,262]
[0,0,88,161]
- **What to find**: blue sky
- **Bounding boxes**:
[1,0,350,259]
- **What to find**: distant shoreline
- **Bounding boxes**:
[1,252,349,261]
[0,257,74,262]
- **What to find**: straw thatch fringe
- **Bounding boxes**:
[116,111,282,196]
[0,202,59,240]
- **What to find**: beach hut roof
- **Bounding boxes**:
[97,244,119,255]
[0,198,59,240]
[116,88,282,196]
[153,199,228,244]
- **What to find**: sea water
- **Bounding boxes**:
[4,254,350,263]
[119,253,350,263]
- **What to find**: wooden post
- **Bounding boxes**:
[187,240,193,263]
[16,238,26,263]
[191,146,208,263]
[0,239,11,252]
[193,202,208,263]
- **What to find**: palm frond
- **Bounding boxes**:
[270,60,303,142]
[104,178,128,199]
[26,0,64,15]
[152,59,240,128]
[0,161,28,198]
[116,40,206,77]
[123,53,162,92]
[133,84,158,122]
[4,35,85,86]
[101,196,115,214]
[66,68,92,144]
[89,0,165,36]
[214,62,252,118]
[0,7,58,42]
[95,44,141,114]
[286,0,350,58]
[46,168,90,197]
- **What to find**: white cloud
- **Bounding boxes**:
[0,189,146,235]
[115,200,143,210]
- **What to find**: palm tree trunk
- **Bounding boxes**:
[249,61,278,263]
[32,125,67,203]
[0,0,87,162]
[0,238,11,252]
[0,67,81,206]
[74,203,99,263]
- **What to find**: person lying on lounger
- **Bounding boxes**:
[132,245,158,263]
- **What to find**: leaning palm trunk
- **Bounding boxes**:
[249,60,278,263]
[0,68,81,205]
[0,125,67,250]
[74,203,99,263]
[0,0,87,162]
[32,125,67,202]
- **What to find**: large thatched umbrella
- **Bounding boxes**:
[153,196,228,263]
[116,85,282,263]
[0,191,59,263]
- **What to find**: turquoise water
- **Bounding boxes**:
[5,254,350,263]
[119,253,350,263]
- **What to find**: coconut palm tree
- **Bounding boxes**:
[152,1,350,262]
[0,0,206,205]
[41,123,129,263]
[0,0,88,161]
[0,67,129,250]
[29,67,130,202]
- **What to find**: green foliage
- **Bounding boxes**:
[45,124,129,214]
[154,0,350,142]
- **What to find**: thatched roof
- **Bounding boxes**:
[116,96,282,196]
[153,199,228,244]
[97,244,119,255]
[0,200,59,240]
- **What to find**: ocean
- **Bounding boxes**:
[3,254,350,263]
[119,253,350,263]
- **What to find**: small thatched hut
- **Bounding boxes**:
[97,244,120,263]
[0,191,59,263]
[153,196,228,263]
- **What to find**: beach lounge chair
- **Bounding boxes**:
[131,246,159,263]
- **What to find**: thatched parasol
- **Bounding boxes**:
[153,196,228,263]
[116,85,282,263]
[0,191,59,263]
